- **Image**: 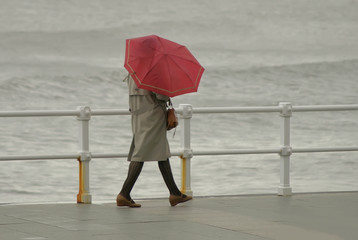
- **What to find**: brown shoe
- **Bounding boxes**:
[169,194,193,206]
[116,194,141,208]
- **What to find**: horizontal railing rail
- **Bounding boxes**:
[0,109,131,117]
[0,103,357,203]
[1,104,357,118]
[2,146,358,162]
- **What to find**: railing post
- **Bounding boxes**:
[76,106,92,204]
[278,102,293,196]
[178,104,193,196]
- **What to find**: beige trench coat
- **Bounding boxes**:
[127,76,171,162]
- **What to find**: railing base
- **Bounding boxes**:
[278,187,292,196]
[77,193,92,204]
[183,190,193,197]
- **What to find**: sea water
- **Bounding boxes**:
[0,0,357,203]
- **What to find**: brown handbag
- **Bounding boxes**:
[167,99,178,130]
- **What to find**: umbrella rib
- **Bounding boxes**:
[138,55,158,83]
[129,53,160,84]
[167,55,196,85]
[163,54,173,92]
[156,42,199,65]
[168,46,201,65]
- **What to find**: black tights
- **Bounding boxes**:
[119,161,144,200]
[119,159,182,200]
[158,160,182,196]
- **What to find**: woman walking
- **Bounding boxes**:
[116,75,192,208]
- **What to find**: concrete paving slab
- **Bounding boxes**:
[0,192,357,240]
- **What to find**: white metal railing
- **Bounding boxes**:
[1,103,358,203]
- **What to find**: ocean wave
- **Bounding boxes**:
[1,58,357,112]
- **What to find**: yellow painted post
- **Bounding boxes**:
[77,154,91,203]
[180,155,186,193]
[179,104,193,196]
[77,156,84,203]
[76,106,92,204]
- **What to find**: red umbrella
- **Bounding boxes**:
[124,35,204,97]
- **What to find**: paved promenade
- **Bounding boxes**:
[0,192,357,240]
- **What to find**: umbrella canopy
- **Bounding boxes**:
[124,35,204,97]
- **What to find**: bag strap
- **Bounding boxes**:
[166,98,177,137]
[167,98,174,109]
